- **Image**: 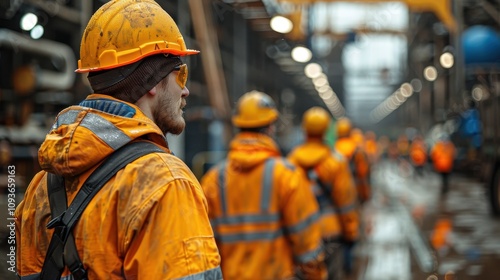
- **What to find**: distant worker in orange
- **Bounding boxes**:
[409,134,428,176]
[201,91,326,280]
[430,135,456,194]
[335,118,371,204]
[364,131,379,165]
[397,133,410,160]
[288,107,359,280]
[377,135,391,160]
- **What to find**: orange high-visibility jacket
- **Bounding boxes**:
[409,140,428,166]
[15,94,221,279]
[288,140,359,242]
[335,137,371,202]
[430,140,456,173]
[201,132,326,280]
[364,139,379,165]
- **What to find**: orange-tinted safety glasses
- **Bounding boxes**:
[174,64,188,89]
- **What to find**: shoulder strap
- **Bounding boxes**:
[41,141,166,280]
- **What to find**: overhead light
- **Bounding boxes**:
[270,16,293,34]
[291,46,312,63]
[304,62,322,78]
[30,25,44,39]
[319,89,333,99]
[20,12,38,31]
[472,85,489,101]
[440,52,454,68]
[400,83,413,97]
[423,66,438,81]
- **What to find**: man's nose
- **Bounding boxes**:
[182,86,190,98]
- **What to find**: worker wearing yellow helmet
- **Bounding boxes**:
[15,1,221,279]
[333,117,372,275]
[288,107,360,280]
[201,91,327,280]
[335,117,371,204]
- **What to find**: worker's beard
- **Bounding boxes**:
[152,88,186,136]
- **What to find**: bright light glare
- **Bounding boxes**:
[20,13,38,31]
[319,90,333,99]
[400,83,413,97]
[423,66,438,81]
[270,16,293,34]
[472,85,489,101]
[440,52,454,68]
[312,76,328,87]
[291,46,312,63]
[30,25,44,39]
[304,63,322,78]
[317,85,331,93]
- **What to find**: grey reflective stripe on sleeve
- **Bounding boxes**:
[216,228,284,243]
[53,109,79,129]
[282,159,295,170]
[337,203,357,214]
[211,213,280,226]
[320,204,336,214]
[286,211,321,234]
[294,245,323,264]
[176,266,223,280]
[20,273,74,280]
[80,113,131,150]
[217,161,227,215]
[260,158,276,212]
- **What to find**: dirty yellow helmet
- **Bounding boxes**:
[302,107,331,137]
[77,0,199,73]
[336,117,352,138]
[232,91,279,128]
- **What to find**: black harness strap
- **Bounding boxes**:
[40,141,166,280]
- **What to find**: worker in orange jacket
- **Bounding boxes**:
[364,131,379,165]
[201,91,327,280]
[430,136,456,194]
[288,107,359,280]
[409,134,428,176]
[15,1,221,279]
[335,118,371,204]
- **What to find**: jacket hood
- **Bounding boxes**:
[227,132,281,172]
[288,141,331,169]
[38,94,167,177]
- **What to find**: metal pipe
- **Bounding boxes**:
[0,28,76,90]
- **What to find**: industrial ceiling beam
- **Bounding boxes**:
[189,0,231,119]
[277,0,457,33]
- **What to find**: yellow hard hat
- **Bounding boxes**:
[302,107,331,136]
[336,117,352,138]
[77,0,199,73]
[232,91,279,128]
[351,128,365,146]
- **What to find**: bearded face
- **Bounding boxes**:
[152,72,189,135]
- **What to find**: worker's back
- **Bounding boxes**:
[202,132,325,280]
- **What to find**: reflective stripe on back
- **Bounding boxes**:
[214,158,282,243]
[260,158,276,212]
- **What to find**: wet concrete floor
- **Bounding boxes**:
[354,159,500,280]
